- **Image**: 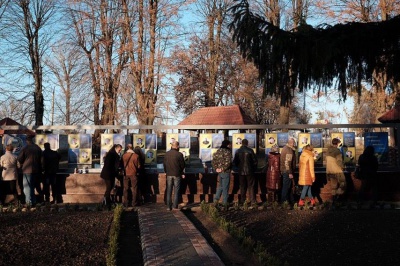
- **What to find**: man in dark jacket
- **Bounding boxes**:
[163,141,185,210]
[42,142,61,203]
[233,139,258,205]
[18,137,43,206]
[101,144,122,208]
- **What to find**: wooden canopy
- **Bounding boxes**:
[378,106,400,123]
[178,105,257,126]
[0,117,36,136]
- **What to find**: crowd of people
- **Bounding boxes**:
[100,143,152,209]
[207,137,380,209]
[0,136,61,207]
[0,135,379,210]
[100,136,382,210]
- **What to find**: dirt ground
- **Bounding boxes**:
[186,204,400,266]
[0,208,113,266]
[1,204,399,266]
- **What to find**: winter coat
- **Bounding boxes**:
[163,148,185,176]
[326,146,343,174]
[298,149,315,186]
[0,151,19,181]
[17,143,42,174]
[266,152,281,190]
[42,148,61,174]
[233,145,257,175]
[100,149,121,180]
[358,153,378,180]
[212,147,232,173]
[122,150,141,176]
[280,144,296,174]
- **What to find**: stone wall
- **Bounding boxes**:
[57,171,400,204]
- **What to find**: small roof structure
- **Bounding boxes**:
[178,105,257,125]
[378,105,400,123]
[0,117,36,136]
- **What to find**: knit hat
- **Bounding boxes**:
[270,144,279,153]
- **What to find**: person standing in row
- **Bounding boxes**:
[266,144,281,202]
[101,144,122,208]
[280,138,296,204]
[298,144,316,207]
[134,146,147,203]
[42,142,61,204]
[233,139,258,205]
[122,144,141,207]
[163,141,185,211]
[212,140,232,206]
[0,144,20,205]
[326,138,346,205]
[357,145,379,205]
[17,136,43,206]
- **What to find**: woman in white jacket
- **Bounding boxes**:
[0,144,20,205]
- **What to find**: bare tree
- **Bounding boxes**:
[45,41,92,125]
[121,0,185,126]
[67,0,128,130]
[1,0,58,126]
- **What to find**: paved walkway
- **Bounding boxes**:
[138,203,224,266]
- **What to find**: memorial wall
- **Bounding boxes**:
[0,131,390,168]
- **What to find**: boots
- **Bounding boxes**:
[310,198,316,206]
[298,199,305,207]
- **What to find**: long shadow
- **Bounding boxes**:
[117,210,143,266]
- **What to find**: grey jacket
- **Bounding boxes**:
[17,143,43,174]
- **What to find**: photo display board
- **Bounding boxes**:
[364,132,389,163]
[298,133,323,163]
[265,132,288,154]
[2,134,27,155]
[199,133,224,162]
[132,134,158,164]
[35,134,60,151]
[100,134,126,164]
[332,132,356,165]
[232,133,256,156]
[68,134,92,165]
[166,133,190,163]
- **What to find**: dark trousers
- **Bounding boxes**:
[0,180,19,204]
[239,174,256,204]
[281,173,294,203]
[123,175,138,206]
[358,178,379,203]
[104,178,115,204]
[43,173,57,202]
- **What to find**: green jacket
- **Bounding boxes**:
[212,148,232,173]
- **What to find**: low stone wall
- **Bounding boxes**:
[58,171,400,204]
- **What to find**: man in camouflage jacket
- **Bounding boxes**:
[212,140,232,205]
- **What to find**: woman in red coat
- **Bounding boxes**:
[266,145,281,202]
[298,144,316,207]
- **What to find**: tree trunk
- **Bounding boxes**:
[279,105,290,125]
